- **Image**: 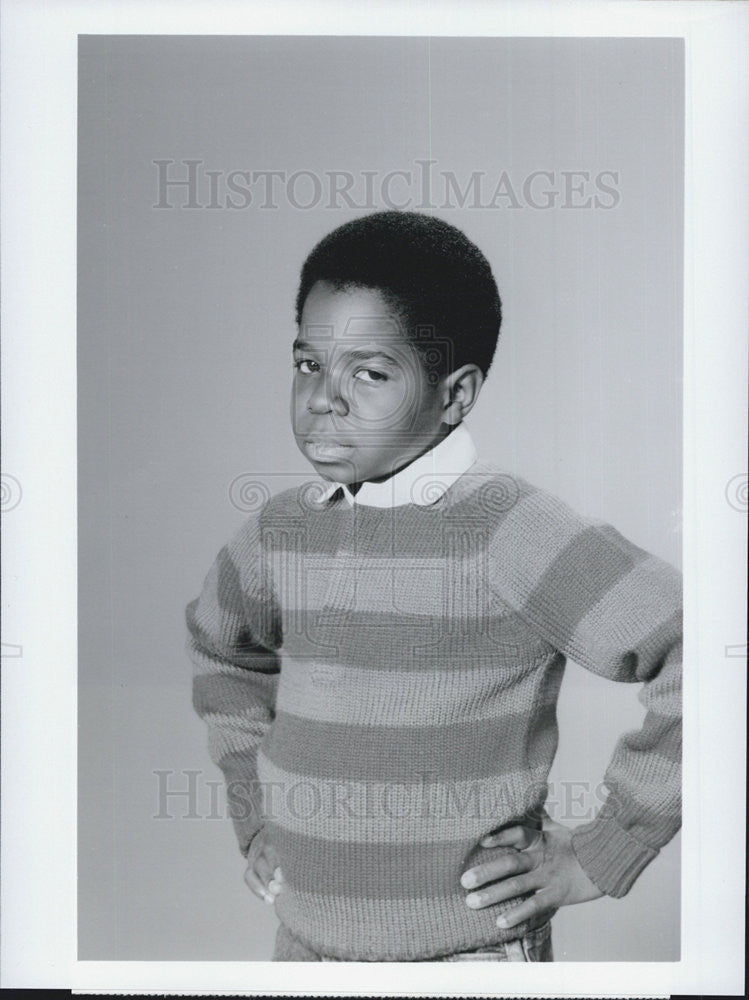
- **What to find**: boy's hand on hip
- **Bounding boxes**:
[244,827,284,905]
[460,815,603,928]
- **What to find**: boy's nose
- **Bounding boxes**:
[307,377,349,416]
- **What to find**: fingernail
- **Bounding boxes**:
[263,891,275,904]
[461,872,476,889]
[268,879,280,893]
[274,867,284,882]
[496,916,508,928]
[480,836,494,847]
[465,893,480,908]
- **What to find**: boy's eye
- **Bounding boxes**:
[353,368,388,383]
[294,358,320,374]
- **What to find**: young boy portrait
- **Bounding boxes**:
[186,210,682,963]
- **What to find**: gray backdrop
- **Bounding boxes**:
[78,35,683,960]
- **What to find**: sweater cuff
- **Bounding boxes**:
[570,806,659,898]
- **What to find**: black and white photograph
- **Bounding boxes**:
[1,1,746,996]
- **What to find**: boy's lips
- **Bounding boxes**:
[303,439,355,462]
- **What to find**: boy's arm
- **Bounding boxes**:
[492,484,682,899]
[186,514,282,857]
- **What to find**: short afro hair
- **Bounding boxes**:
[295,211,502,378]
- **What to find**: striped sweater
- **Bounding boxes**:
[186,463,682,961]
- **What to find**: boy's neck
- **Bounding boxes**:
[350,425,456,490]
[323,422,477,510]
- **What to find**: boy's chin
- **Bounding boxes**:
[296,444,356,483]
[303,456,357,484]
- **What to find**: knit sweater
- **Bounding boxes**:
[186,463,682,961]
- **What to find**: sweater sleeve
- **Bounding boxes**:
[490,482,682,898]
[186,513,282,856]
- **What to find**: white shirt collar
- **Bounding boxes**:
[316,422,478,508]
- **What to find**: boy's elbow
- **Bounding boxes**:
[185,596,199,630]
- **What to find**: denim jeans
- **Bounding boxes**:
[272,920,553,962]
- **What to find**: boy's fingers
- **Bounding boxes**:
[253,849,277,891]
[465,870,545,910]
[256,848,286,896]
[264,842,283,874]
[244,830,283,899]
[496,888,556,930]
[263,843,283,891]
[480,825,538,850]
[461,849,535,889]
[245,829,267,864]
[243,863,275,904]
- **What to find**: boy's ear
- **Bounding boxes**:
[442,364,484,425]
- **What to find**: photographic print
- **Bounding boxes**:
[1,2,746,996]
[77,34,682,963]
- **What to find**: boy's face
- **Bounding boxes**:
[292,281,449,485]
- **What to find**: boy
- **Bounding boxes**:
[186,211,682,962]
